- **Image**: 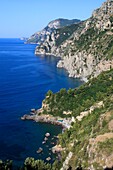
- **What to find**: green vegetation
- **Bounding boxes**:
[110,16,113,23]
[59,24,113,60]
[0,158,60,170]
[43,69,113,118]
[55,24,80,47]
[27,37,38,44]
[24,3,113,169]
[98,138,113,155]
[74,28,98,51]
[42,69,113,169]
[23,158,52,170]
[27,19,80,44]
[0,160,12,170]
[71,27,113,60]
[1,69,113,169]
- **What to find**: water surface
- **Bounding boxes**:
[0,38,82,166]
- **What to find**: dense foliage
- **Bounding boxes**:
[0,158,60,170]
[23,158,52,170]
[68,26,113,60]
[1,69,113,169]
[42,69,113,169]
[0,160,12,170]
[55,69,113,169]
[43,69,113,118]
[55,24,80,47]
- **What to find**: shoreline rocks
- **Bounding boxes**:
[21,114,67,129]
[21,114,35,120]
[45,133,50,137]
[46,157,51,161]
[21,110,72,162]
[42,141,46,144]
[36,147,43,154]
[52,145,64,153]
[44,137,48,141]
[30,108,36,114]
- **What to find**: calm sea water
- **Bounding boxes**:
[0,38,82,166]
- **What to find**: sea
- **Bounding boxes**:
[0,38,82,167]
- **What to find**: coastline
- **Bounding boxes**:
[21,108,71,159]
[1,39,84,167]
[21,108,74,130]
[35,52,87,83]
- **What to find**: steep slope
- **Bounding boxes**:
[26,18,80,44]
[35,0,113,81]
[36,69,113,170]
[2,69,113,170]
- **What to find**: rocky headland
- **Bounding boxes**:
[33,0,113,82]
[26,18,80,44]
[21,103,75,130]
[21,68,113,169]
[21,0,113,169]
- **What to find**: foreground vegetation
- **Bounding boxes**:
[0,159,59,170]
[43,69,113,118]
[1,69,113,169]
[42,69,113,169]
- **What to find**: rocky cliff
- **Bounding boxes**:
[26,18,80,44]
[38,68,113,170]
[35,0,113,81]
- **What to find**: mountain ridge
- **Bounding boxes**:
[1,1,113,169]
[24,1,113,169]
[26,18,80,44]
[35,0,113,82]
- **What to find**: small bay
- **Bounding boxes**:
[0,38,83,166]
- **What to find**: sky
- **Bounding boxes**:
[0,0,105,38]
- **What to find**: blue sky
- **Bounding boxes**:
[0,0,105,38]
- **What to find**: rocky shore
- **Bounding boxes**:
[21,108,68,162]
[34,0,113,82]
[22,114,62,126]
[21,112,73,130]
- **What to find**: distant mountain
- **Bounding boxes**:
[20,37,28,41]
[26,18,81,44]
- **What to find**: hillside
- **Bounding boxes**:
[2,68,113,170]
[26,18,80,44]
[2,0,113,169]
[34,68,113,170]
[35,0,113,82]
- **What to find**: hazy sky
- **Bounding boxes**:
[0,0,105,38]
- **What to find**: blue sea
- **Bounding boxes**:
[0,38,82,166]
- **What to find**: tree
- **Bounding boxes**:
[59,88,67,96]
[24,157,51,170]
[0,160,12,170]
[46,90,53,97]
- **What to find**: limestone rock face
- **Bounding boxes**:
[35,0,113,81]
[27,18,80,44]
[92,0,113,30]
[57,52,96,81]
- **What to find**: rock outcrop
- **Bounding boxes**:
[60,152,73,170]
[26,18,80,44]
[21,68,113,169]
[35,0,113,81]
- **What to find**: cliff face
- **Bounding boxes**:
[35,0,113,81]
[26,18,80,44]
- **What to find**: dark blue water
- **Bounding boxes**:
[0,38,82,166]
